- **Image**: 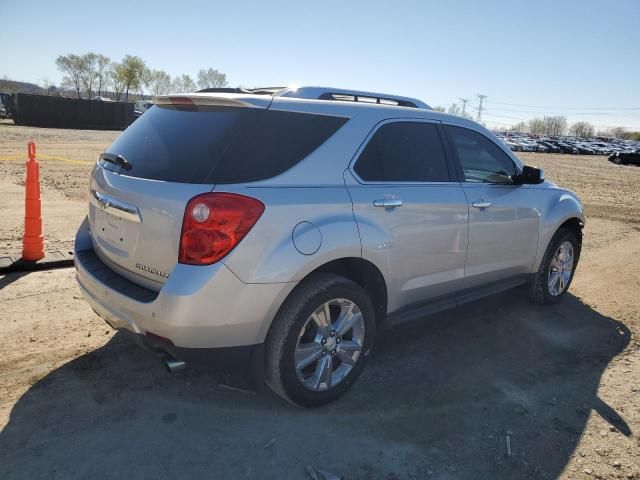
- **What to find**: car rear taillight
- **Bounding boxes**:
[178,193,264,266]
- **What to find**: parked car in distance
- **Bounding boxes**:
[534,143,549,153]
[515,140,535,151]
[609,150,640,165]
[570,143,596,155]
[75,86,585,406]
[134,100,154,118]
[589,143,611,155]
[538,141,561,153]
[493,132,639,157]
[504,139,522,151]
[550,141,579,154]
[0,92,16,118]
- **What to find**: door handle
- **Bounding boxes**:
[472,200,492,209]
[373,198,403,208]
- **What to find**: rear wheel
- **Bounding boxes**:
[265,273,375,407]
[529,228,579,304]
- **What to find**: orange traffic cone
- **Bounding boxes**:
[22,142,45,261]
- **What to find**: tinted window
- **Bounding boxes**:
[447,126,517,183]
[101,106,347,184]
[354,122,450,182]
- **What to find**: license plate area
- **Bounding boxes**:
[94,208,135,253]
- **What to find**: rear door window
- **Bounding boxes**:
[101,106,347,184]
[353,121,451,182]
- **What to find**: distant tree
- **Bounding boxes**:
[528,118,545,135]
[448,103,461,116]
[511,121,528,133]
[38,77,55,95]
[139,67,154,96]
[623,131,640,141]
[146,69,173,96]
[172,74,197,93]
[108,63,127,101]
[610,126,626,139]
[55,54,84,98]
[432,106,446,112]
[95,54,111,97]
[543,116,567,136]
[119,55,146,101]
[77,53,100,99]
[197,68,228,89]
[569,121,594,138]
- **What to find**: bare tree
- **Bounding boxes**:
[146,69,173,96]
[432,106,446,112]
[139,67,154,96]
[55,54,84,98]
[197,68,228,89]
[95,55,111,97]
[38,77,55,94]
[78,53,100,99]
[569,121,594,138]
[528,118,545,135]
[448,103,461,116]
[511,121,528,133]
[610,126,626,139]
[543,116,567,136]
[172,74,197,93]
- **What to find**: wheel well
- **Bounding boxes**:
[559,217,583,248]
[558,217,584,262]
[310,258,388,325]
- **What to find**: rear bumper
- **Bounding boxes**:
[74,217,296,350]
[116,328,264,382]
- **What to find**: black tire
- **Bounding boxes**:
[529,228,580,304]
[265,273,376,407]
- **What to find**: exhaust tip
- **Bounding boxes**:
[163,356,186,373]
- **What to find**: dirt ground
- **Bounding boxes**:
[1,121,639,479]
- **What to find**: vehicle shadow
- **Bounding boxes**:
[0,271,31,290]
[0,292,630,480]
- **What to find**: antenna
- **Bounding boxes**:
[476,94,487,122]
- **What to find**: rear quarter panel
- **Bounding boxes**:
[217,186,361,284]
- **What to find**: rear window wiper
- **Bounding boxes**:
[99,152,132,171]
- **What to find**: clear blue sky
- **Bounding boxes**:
[1,0,639,130]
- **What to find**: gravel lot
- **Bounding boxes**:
[1,121,639,479]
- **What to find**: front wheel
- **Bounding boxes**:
[529,228,579,304]
[265,273,376,407]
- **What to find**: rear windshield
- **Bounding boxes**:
[101,105,347,184]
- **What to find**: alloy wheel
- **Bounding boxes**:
[294,298,365,392]
[548,241,574,296]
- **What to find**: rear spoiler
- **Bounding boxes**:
[153,93,272,109]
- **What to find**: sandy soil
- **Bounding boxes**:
[1,122,639,479]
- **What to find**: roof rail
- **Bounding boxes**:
[276,86,431,109]
[193,85,431,109]
[196,87,288,95]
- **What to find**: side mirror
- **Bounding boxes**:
[513,165,544,185]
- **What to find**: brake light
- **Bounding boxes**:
[178,193,264,265]
[168,96,194,106]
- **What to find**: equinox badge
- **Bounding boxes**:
[135,263,170,279]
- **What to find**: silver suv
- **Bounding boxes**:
[75,86,584,406]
